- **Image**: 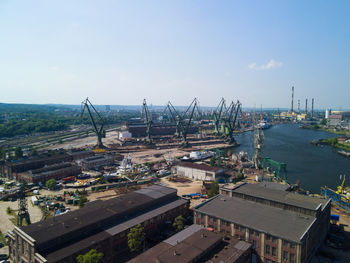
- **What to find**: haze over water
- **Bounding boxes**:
[234,123,349,193]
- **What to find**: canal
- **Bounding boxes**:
[233,123,350,193]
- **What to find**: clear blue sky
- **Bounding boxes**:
[0,0,349,109]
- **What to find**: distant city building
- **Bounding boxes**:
[325,108,331,119]
[129,224,252,263]
[176,162,225,181]
[8,185,189,263]
[328,114,342,127]
[195,183,330,263]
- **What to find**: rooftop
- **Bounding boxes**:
[195,194,317,243]
[177,161,223,173]
[129,225,251,263]
[21,185,177,251]
[232,183,328,211]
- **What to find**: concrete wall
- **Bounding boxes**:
[177,166,217,181]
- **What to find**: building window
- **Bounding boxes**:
[283,251,289,261]
[282,240,289,247]
[234,225,239,230]
[290,253,295,263]
[265,259,271,263]
[239,226,245,232]
[272,246,277,257]
[290,243,296,249]
[252,240,257,249]
[266,234,271,240]
[255,231,260,237]
[271,236,277,243]
[265,245,270,255]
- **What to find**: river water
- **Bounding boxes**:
[233,123,350,193]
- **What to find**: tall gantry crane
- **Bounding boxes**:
[142,99,153,144]
[81,98,106,148]
[165,98,201,146]
[213,98,226,135]
[221,100,241,144]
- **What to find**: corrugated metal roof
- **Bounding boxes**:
[163,224,203,246]
[177,162,223,173]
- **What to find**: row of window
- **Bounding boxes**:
[265,245,295,263]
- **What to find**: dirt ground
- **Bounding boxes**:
[160,176,203,196]
[0,197,43,235]
[45,130,120,150]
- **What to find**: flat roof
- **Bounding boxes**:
[195,194,316,243]
[129,226,251,263]
[45,198,187,263]
[177,162,223,173]
[232,183,328,211]
[21,185,177,248]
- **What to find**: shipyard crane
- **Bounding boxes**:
[165,98,200,146]
[213,98,226,135]
[81,98,106,148]
[221,100,241,144]
[142,99,153,144]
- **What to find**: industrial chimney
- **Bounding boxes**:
[305,99,308,115]
[311,98,314,118]
[291,86,294,113]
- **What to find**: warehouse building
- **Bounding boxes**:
[129,224,252,263]
[8,185,189,263]
[176,162,225,181]
[67,149,94,162]
[17,163,81,184]
[195,183,330,263]
[80,155,114,170]
[0,152,73,179]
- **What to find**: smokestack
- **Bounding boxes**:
[298,100,300,113]
[311,98,314,118]
[291,86,294,113]
[305,98,308,114]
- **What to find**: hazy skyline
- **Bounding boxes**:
[0,1,349,109]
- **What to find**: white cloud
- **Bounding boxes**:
[49,66,58,71]
[248,59,283,70]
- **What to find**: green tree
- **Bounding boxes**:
[14,147,23,159]
[79,195,88,208]
[76,249,104,263]
[236,172,244,180]
[128,224,145,252]
[45,179,57,190]
[320,118,327,126]
[207,181,219,198]
[173,215,184,232]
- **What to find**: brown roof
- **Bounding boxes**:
[177,162,223,173]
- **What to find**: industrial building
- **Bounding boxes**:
[80,155,114,170]
[195,183,331,263]
[8,185,189,263]
[176,161,225,181]
[0,152,73,179]
[129,224,252,263]
[124,121,198,138]
[16,163,81,184]
[67,149,94,161]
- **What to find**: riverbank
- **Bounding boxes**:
[312,137,350,153]
[301,124,348,135]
